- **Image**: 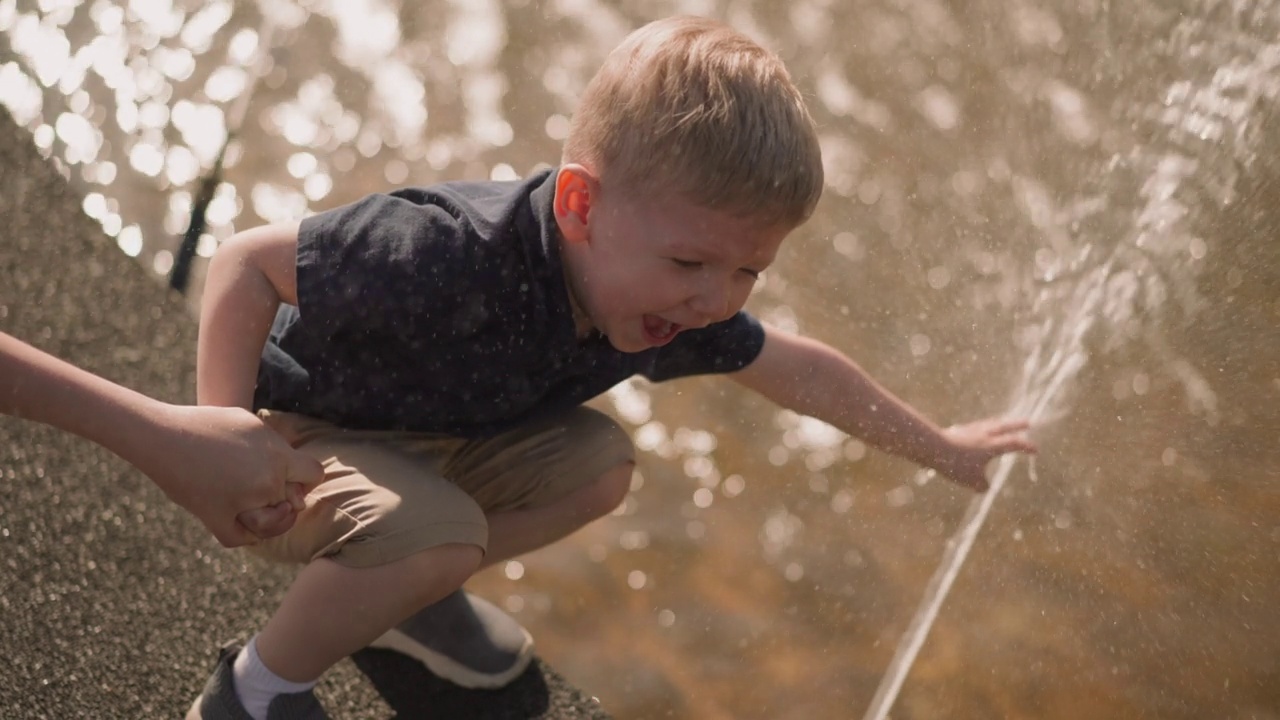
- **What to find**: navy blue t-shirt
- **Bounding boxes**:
[253,168,766,437]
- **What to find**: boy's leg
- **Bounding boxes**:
[443,405,637,568]
[364,406,634,689]
[255,543,482,682]
[191,412,492,717]
[191,546,481,720]
[482,460,633,568]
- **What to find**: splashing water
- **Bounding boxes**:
[862,5,1280,713]
[861,253,1110,720]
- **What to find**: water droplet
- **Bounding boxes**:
[885,486,914,508]
[857,179,882,204]
[619,531,650,550]
[768,446,789,466]
[1132,373,1150,395]
[693,488,714,509]
[722,475,745,498]
[830,490,855,514]
[910,333,933,358]
[833,232,864,261]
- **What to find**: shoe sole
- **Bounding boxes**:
[367,626,534,689]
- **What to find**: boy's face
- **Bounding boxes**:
[555,166,790,353]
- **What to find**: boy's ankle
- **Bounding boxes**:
[232,637,319,720]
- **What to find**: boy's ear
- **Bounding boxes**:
[554,164,596,244]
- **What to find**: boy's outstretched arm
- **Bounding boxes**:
[0,331,322,547]
[730,325,1036,491]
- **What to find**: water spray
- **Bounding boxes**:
[862,256,1113,720]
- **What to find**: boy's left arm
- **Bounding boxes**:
[730,325,1035,491]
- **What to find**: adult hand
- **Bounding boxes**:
[143,404,324,547]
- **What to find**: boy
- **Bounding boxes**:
[0,331,319,546]
[190,15,1035,719]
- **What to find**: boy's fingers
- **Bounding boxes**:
[992,418,1032,433]
[285,481,309,511]
[1005,434,1038,453]
[288,454,325,493]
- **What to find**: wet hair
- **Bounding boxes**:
[562,15,824,228]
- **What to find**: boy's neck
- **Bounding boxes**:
[558,240,595,339]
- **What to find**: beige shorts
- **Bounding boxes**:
[247,406,634,568]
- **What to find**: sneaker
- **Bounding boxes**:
[367,590,534,689]
[185,644,328,720]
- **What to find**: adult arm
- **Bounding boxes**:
[730,324,1035,491]
[0,332,322,546]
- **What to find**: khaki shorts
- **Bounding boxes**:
[247,406,634,569]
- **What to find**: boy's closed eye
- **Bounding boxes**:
[668,258,761,279]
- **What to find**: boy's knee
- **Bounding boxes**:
[403,542,484,604]
[437,543,485,585]
[577,462,634,521]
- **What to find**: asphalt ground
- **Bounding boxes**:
[0,106,610,720]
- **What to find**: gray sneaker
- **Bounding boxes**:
[185,644,328,720]
[367,590,534,689]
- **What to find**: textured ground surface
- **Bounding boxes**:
[0,106,610,720]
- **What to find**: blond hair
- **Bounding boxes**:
[562,16,824,228]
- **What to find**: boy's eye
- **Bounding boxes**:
[670,258,702,269]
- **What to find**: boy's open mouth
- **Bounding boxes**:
[642,315,681,346]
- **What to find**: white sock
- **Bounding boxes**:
[231,635,318,720]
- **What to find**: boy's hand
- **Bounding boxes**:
[147,404,324,547]
[936,418,1037,492]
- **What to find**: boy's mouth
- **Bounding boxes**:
[642,315,682,347]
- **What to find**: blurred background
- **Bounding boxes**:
[2,0,1278,717]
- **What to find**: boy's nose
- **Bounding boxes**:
[686,281,731,323]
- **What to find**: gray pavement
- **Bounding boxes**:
[0,106,609,720]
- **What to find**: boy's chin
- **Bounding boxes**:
[602,328,649,354]
[606,336,644,354]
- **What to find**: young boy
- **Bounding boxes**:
[190,15,1035,719]
[0,331,320,546]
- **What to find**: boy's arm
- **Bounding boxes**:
[197,221,301,409]
[730,325,1035,491]
[0,332,322,547]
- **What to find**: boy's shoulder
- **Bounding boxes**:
[345,166,556,232]
[292,167,564,325]
[303,167,556,255]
